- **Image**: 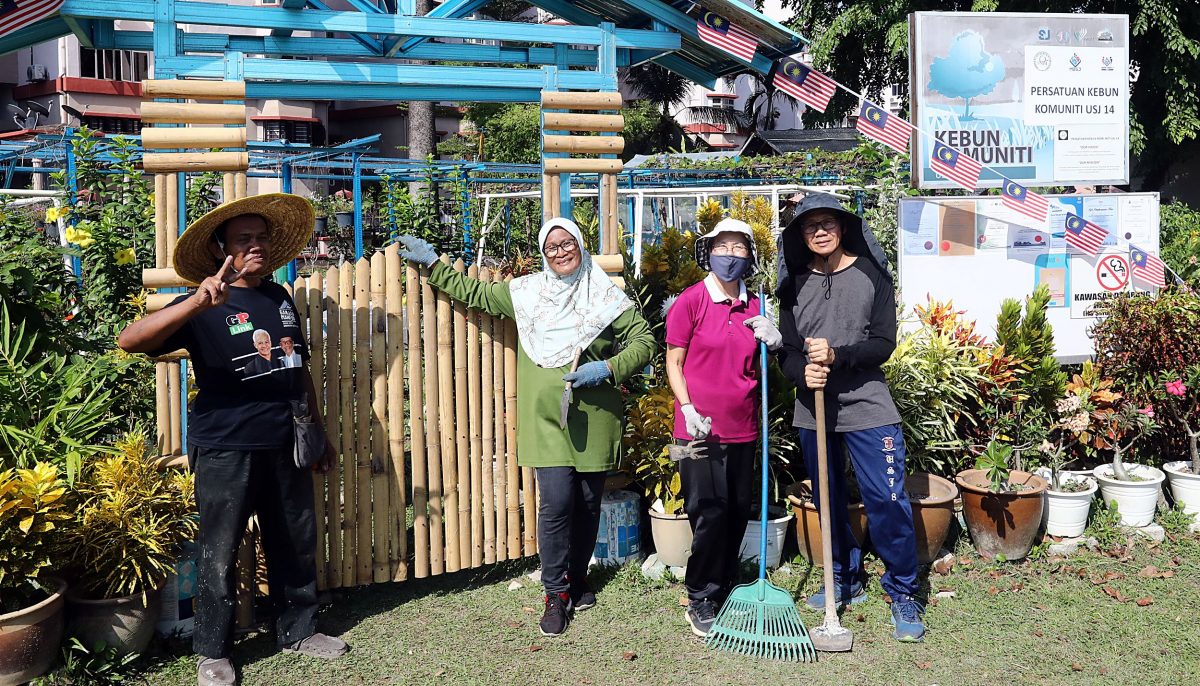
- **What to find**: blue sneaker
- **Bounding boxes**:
[803,580,868,611]
[890,595,926,643]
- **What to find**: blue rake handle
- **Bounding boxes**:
[757,289,770,599]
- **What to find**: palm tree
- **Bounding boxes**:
[687,71,803,136]
[623,63,692,150]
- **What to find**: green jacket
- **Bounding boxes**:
[429,261,655,472]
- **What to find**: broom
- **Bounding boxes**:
[705,303,816,662]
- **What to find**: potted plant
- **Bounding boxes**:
[310,196,329,234]
[0,463,70,686]
[1036,432,1097,539]
[59,433,198,656]
[905,472,959,564]
[956,440,1047,561]
[786,480,867,567]
[1158,368,1200,516]
[1091,402,1162,528]
[330,190,354,228]
[626,387,691,568]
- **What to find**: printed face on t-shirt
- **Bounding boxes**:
[280,336,295,356]
[253,329,273,358]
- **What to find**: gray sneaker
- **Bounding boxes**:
[685,599,718,637]
[282,633,349,659]
[197,657,236,686]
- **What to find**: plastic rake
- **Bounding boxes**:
[705,295,816,663]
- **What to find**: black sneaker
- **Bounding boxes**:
[685,599,718,637]
[570,579,596,611]
[539,592,573,636]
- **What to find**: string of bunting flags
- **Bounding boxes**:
[689,5,1177,286]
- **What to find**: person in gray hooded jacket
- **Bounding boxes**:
[775,193,926,643]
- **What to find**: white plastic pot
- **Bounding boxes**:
[1163,461,1200,517]
[1093,464,1165,527]
[1043,477,1098,538]
[738,510,793,568]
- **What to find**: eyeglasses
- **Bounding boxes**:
[543,238,578,258]
[710,242,751,256]
[801,218,841,235]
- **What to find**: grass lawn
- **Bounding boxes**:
[135,515,1200,686]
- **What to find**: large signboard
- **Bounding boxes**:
[897,193,1159,363]
[909,12,1130,189]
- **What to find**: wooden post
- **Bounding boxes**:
[492,292,508,560]
[452,260,471,568]
[422,263,444,576]
[235,172,248,200]
[165,177,179,275]
[338,266,356,585]
[223,172,235,203]
[154,174,167,268]
[167,361,181,455]
[354,257,373,585]
[323,267,343,589]
[504,313,520,556]
[155,363,169,455]
[408,263,429,578]
[479,269,496,565]
[295,278,325,590]
[369,252,390,583]
[385,245,408,582]
[436,257,460,574]
[466,264,483,568]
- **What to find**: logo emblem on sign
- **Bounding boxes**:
[1074,28,1088,42]
[882,437,895,451]
[226,312,253,335]
[1101,56,1114,71]
[1037,27,1050,41]
[1097,29,1113,42]
[1069,53,1082,71]
[1056,30,1069,43]
[1034,51,1052,71]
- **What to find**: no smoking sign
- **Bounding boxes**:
[1096,254,1130,292]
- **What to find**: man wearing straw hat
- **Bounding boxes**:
[118,194,349,686]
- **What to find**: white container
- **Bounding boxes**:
[592,490,641,565]
[1043,476,1098,538]
[1093,464,1166,527]
[1163,461,1200,516]
[157,542,197,638]
[738,511,794,568]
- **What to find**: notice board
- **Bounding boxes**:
[896,193,1159,362]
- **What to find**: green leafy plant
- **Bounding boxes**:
[0,462,70,613]
[1153,367,1200,474]
[1157,503,1196,536]
[58,432,197,599]
[625,386,682,514]
[975,440,1015,493]
[1159,200,1200,287]
[31,638,140,685]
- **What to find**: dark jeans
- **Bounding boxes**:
[535,467,606,596]
[190,444,319,659]
[797,423,919,600]
[679,440,755,604]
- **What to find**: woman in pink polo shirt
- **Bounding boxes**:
[664,218,782,638]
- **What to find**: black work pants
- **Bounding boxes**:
[679,440,756,604]
[190,444,319,659]
[535,467,606,596]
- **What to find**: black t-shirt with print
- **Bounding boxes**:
[151,281,309,450]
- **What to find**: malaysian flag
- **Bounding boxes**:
[930,142,981,190]
[1131,246,1167,288]
[855,102,912,153]
[696,12,759,63]
[0,0,64,38]
[773,58,837,113]
[1001,178,1049,224]
[1063,213,1108,255]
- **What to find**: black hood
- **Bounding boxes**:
[776,193,893,299]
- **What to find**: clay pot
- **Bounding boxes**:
[956,469,1047,561]
[66,586,163,656]
[0,578,67,686]
[648,510,692,568]
[906,473,959,564]
[787,480,868,566]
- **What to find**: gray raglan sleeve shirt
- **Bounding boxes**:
[778,258,901,432]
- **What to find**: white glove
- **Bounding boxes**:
[744,315,782,351]
[681,404,712,440]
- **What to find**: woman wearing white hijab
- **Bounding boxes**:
[398,219,654,637]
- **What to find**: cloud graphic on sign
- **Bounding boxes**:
[929,31,1006,121]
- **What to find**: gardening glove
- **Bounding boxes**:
[563,360,611,389]
[397,234,439,266]
[680,403,712,440]
[743,315,782,351]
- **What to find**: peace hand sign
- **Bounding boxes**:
[190,256,242,310]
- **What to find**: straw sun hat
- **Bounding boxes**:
[173,193,314,284]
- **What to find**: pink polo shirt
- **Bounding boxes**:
[665,274,761,443]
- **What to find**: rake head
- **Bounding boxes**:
[704,580,816,662]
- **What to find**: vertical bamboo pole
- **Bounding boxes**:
[167,362,181,455]
[155,363,169,455]
[295,278,325,590]
[437,256,460,574]
[504,308,520,556]
[479,269,496,565]
[408,263,429,578]
[222,172,235,204]
[323,267,343,589]
[466,264,483,568]
[338,266,356,585]
[603,173,619,254]
[492,291,508,560]
[385,245,408,582]
[355,257,373,585]
[165,175,179,267]
[422,263,444,576]
[541,173,555,222]
[369,252,390,583]
[234,171,248,199]
[451,259,471,568]
[154,174,167,267]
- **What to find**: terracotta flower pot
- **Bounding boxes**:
[906,472,959,564]
[787,480,868,567]
[956,469,1047,561]
[0,578,67,686]
[648,510,692,568]
[66,586,163,656]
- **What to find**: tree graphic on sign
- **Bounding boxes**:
[929,31,1006,121]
